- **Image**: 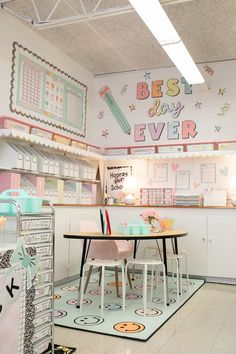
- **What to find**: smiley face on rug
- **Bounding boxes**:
[74,315,104,326]
[113,321,145,333]
[99,303,122,310]
[135,308,162,317]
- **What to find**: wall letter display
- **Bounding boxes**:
[10,42,87,137]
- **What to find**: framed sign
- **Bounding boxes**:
[10,42,87,137]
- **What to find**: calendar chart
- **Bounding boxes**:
[11,42,87,137]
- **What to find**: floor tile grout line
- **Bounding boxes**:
[156,284,211,353]
[208,294,236,354]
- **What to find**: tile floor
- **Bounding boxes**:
[54,283,236,354]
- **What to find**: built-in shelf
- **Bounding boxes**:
[53,203,236,209]
[2,129,236,160]
[0,128,103,160]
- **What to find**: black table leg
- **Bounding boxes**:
[76,238,88,308]
[132,240,138,280]
[162,238,169,305]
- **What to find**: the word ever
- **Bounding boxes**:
[134,120,198,142]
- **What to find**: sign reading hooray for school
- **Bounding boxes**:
[95,61,236,149]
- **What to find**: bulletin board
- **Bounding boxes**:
[10,42,87,137]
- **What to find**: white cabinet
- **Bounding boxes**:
[207,213,236,278]
[54,206,236,282]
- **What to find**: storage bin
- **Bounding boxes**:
[27,196,43,213]
[0,189,28,214]
[140,224,152,235]
[130,224,141,235]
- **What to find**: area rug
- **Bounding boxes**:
[54,272,204,341]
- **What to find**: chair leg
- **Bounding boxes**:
[80,264,87,312]
[114,266,119,297]
[98,266,102,286]
[124,259,132,289]
[150,264,154,301]
[83,265,93,294]
[120,264,125,312]
[143,264,147,316]
[176,259,180,303]
[162,264,167,308]
[101,266,104,318]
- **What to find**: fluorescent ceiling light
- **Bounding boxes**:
[129,0,205,84]
[163,41,205,84]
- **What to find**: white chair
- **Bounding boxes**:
[80,259,125,317]
[143,244,189,302]
[169,250,189,302]
[125,259,167,316]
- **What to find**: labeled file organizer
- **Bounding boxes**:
[0,199,55,354]
[0,140,100,205]
[140,188,173,206]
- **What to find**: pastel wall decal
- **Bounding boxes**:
[218,88,226,95]
[194,101,202,109]
[144,71,151,80]
[102,129,109,138]
[220,166,228,176]
[97,111,104,119]
[215,125,222,132]
[129,104,135,112]
[203,65,214,76]
[99,85,131,135]
[217,103,230,116]
[120,84,128,96]
[193,181,200,189]
[172,163,179,172]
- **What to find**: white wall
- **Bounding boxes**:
[93,61,236,148]
[0,11,95,144]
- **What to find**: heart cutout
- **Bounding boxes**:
[220,166,228,176]
[172,163,179,172]
[193,181,200,189]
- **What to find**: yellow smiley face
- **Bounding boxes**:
[113,321,145,333]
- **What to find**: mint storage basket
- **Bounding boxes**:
[0,189,29,214]
[27,196,43,213]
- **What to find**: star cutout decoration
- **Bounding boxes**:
[97,111,104,119]
[218,88,226,95]
[101,129,109,138]
[129,104,136,112]
[215,125,222,132]
[144,71,151,80]
[120,84,128,96]
[194,101,202,109]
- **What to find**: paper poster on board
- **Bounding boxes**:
[105,165,132,200]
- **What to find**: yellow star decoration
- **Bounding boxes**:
[218,88,226,95]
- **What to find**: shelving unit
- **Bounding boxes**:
[0,129,103,205]
[0,199,55,354]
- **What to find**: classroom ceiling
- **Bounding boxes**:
[2,0,236,75]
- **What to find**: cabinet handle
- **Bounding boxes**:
[202,237,206,241]
[208,239,212,242]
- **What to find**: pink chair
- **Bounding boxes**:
[79,221,133,296]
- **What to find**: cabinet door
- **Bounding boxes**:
[174,213,208,276]
[68,208,100,277]
[54,209,70,281]
[207,214,236,278]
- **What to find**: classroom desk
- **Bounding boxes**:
[63,229,188,306]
